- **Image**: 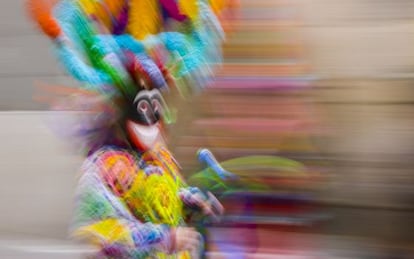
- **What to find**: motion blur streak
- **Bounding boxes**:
[0,0,414,258]
[169,0,414,258]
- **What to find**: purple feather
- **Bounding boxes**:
[159,0,187,22]
[113,6,129,35]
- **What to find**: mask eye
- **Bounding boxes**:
[152,99,163,121]
[136,99,156,124]
[152,99,162,114]
[137,100,150,113]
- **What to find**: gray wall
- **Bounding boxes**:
[0,0,75,110]
[0,1,81,240]
[0,112,82,239]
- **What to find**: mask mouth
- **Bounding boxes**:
[126,120,165,151]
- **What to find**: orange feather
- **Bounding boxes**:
[26,0,61,39]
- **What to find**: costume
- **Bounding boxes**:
[73,144,200,258]
[27,0,233,257]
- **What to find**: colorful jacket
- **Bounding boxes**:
[72,145,201,258]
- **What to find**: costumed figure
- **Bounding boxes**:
[26,0,236,258]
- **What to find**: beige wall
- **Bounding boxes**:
[299,0,414,78]
[0,1,413,108]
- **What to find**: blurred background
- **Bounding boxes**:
[0,0,414,258]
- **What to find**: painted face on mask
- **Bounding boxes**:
[126,88,169,151]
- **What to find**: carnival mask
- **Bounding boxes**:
[126,88,169,151]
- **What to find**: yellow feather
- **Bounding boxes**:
[78,0,126,31]
[103,0,124,15]
[128,0,161,40]
[209,0,226,14]
[178,0,199,21]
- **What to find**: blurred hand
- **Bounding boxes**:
[180,188,224,222]
[173,227,203,258]
[194,191,224,222]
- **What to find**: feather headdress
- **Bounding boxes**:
[27,0,232,153]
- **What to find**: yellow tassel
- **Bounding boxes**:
[75,219,135,245]
[123,168,183,226]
